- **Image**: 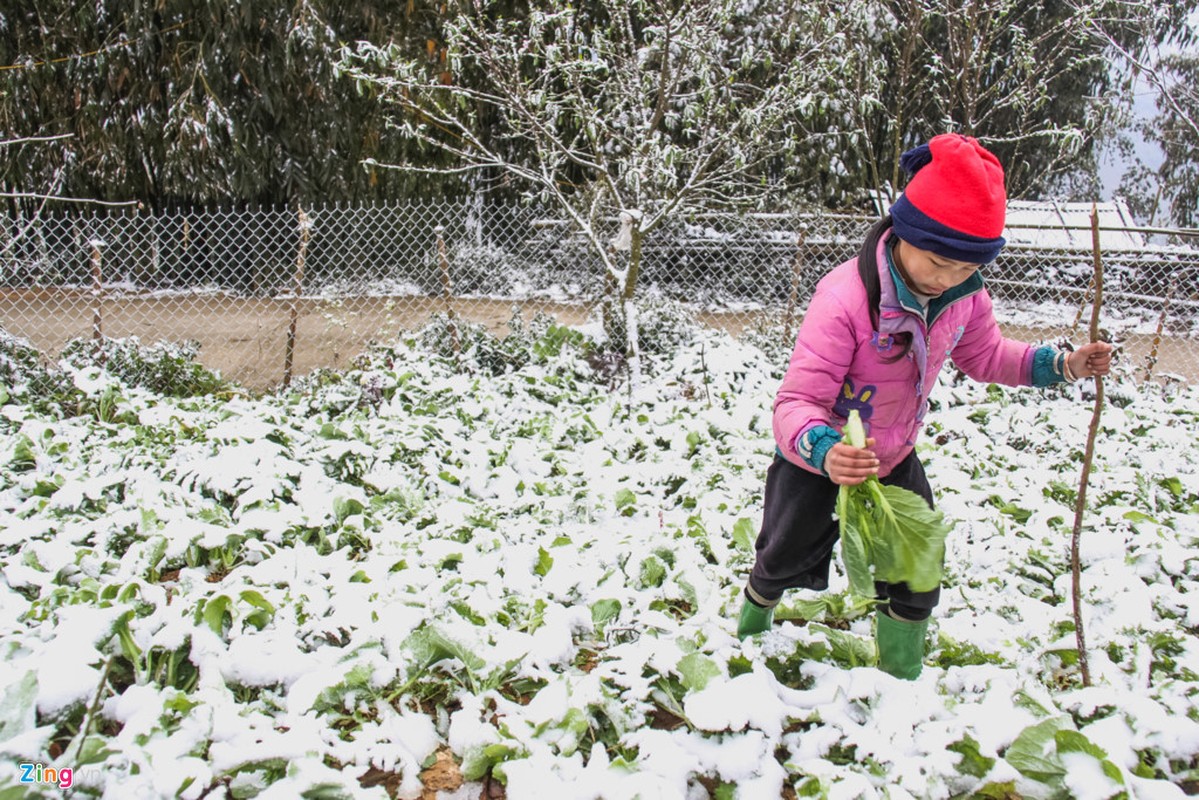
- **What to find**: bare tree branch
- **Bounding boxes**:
[1085,19,1199,142]
[0,192,138,206]
[0,133,75,148]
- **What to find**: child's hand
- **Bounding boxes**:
[1068,342,1113,379]
[825,437,879,486]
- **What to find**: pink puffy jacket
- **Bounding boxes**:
[774,229,1036,477]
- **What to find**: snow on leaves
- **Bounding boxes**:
[0,329,1197,797]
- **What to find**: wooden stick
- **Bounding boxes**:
[1069,273,1094,340]
[1070,205,1107,688]
[783,230,805,348]
[1143,277,1175,382]
[90,239,105,365]
[435,225,461,356]
[282,208,310,388]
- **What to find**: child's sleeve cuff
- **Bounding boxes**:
[796,425,842,475]
[1031,345,1069,387]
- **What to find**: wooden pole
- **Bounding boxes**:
[1069,204,1107,688]
[1069,273,1095,340]
[1143,277,1176,382]
[90,238,105,365]
[435,225,461,356]
[783,230,806,347]
[282,208,310,388]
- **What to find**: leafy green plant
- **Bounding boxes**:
[614,488,638,517]
[0,326,75,412]
[590,599,622,637]
[193,590,277,637]
[929,634,1007,668]
[762,637,826,688]
[7,434,40,472]
[636,554,668,589]
[60,336,230,397]
[108,610,197,691]
[837,410,952,598]
[418,314,501,370]
[810,624,876,669]
[184,531,249,576]
[461,740,527,784]
[308,660,387,732]
[531,322,587,363]
[948,733,996,778]
[774,591,874,625]
[1004,716,1127,794]
[395,627,521,698]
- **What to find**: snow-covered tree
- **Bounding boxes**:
[1140,53,1199,230]
[339,0,866,378]
[919,0,1101,191]
[1083,0,1199,229]
[841,0,1183,202]
[793,0,1199,206]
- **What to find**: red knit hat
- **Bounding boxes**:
[889,134,1007,263]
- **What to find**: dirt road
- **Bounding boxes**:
[1,289,1192,391]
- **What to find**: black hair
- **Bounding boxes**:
[856,214,913,363]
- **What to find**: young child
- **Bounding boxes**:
[737,134,1113,679]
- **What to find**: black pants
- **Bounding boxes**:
[746,451,940,621]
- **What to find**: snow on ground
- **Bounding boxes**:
[0,323,1196,799]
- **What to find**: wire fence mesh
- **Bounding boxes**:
[2,200,1197,392]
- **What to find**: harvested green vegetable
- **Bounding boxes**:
[836,409,952,597]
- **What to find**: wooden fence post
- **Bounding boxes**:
[435,225,461,356]
[783,230,806,347]
[1143,276,1176,382]
[1069,273,1095,340]
[90,238,105,364]
[282,208,311,388]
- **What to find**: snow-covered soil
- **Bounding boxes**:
[0,327,1196,799]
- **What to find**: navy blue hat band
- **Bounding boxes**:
[890,194,1006,264]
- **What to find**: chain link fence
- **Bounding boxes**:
[2,200,1197,391]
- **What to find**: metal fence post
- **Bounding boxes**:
[435,225,461,356]
[282,208,311,388]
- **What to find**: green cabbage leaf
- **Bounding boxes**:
[836,410,952,597]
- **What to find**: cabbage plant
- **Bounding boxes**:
[836,410,953,598]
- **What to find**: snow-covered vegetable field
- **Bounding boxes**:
[1,321,1197,799]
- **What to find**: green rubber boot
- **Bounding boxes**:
[875,611,929,680]
[737,598,774,640]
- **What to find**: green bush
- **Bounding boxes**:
[418,313,511,374]
[741,317,794,379]
[596,293,699,360]
[60,336,230,397]
[417,308,590,376]
[0,326,74,410]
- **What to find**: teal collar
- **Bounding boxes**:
[885,241,984,327]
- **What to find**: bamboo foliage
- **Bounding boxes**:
[0,0,463,208]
